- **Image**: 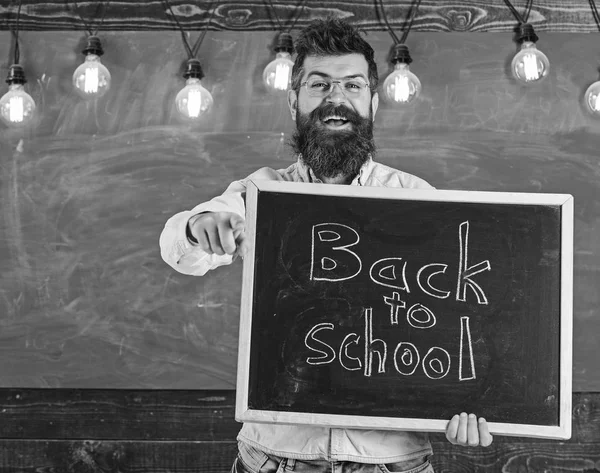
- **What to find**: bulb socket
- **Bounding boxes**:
[274,32,294,54]
[82,35,105,56]
[183,58,205,80]
[5,64,26,85]
[516,23,539,44]
[390,44,413,65]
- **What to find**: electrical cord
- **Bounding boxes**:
[378,0,423,45]
[163,0,216,59]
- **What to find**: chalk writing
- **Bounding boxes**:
[305,323,335,365]
[459,316,476,381]
[407,303,437,329]
[457,221,491,304]
[303,308,472,380]
[394,342,419,376]
[383,291,405,325]
[310,221,490,301]
[310,223,362,282]
[304,220,488,381]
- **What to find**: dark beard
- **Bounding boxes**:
[289,102,376,180]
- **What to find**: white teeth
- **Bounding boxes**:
[324,115,347,121]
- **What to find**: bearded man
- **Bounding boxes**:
[160,17,493,473]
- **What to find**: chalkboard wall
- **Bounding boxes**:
[0,30,598,391]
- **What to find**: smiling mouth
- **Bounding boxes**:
[321,115,351,129]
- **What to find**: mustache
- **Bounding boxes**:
[309,103,364,125]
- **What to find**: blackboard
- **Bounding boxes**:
[1,30,599,395]
[236,180,573,439]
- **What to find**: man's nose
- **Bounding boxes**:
[325,82,347,103]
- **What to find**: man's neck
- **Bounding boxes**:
[320,173,354,185]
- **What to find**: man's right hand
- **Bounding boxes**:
[187,212,249,257]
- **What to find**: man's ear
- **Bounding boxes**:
[288,89,298,121]
[371,92,379,121]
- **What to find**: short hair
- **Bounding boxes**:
[291,17,379,95]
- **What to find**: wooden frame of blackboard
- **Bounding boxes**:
[236,180,573,440]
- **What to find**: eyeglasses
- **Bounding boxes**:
[301,76,370,98]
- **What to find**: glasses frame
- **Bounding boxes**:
[300,76,371,98]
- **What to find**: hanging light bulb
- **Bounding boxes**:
[72,36,112,99]
[382,44,422,105]
[0,64,36,128]
[175,59,213,121]
[263,32,294,92]
[583,77,600,117]
[511,23,550,85]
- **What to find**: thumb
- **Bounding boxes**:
[230,214,249,257]
[238,231,252,257]
[229,213,245,236]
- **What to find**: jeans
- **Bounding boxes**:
[231,441,435,473]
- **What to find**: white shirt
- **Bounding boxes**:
[159,157,436,463]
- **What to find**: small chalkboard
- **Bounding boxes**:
[236,180,573,439]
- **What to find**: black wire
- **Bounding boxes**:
[92,0,111,36]
[378,0,401,44]
[399,0,422,44]
[65,0,110,36]
[13,0,23,64]
[589,0,600,29]
[68,0,93,35]
[287,0,308,32]
[69,1,111,37]
[267,0,308,33]
[163,0,194,58]
[191,2,217,57]
[523,0,533,23]
[503,0,527,24]
[267,0,284,31]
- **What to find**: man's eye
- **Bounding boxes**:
[310,82,328,89]
[346,82,361,89]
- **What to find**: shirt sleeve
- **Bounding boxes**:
[159,166,288,276]
[159,180,247,276]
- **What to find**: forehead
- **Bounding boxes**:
[301,54,369,79]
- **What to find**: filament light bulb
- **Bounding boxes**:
[263,52,293,91]
[73,36,111,99]
[383,63,421,104]
[584,80,600,117]
[0,65,36,128]
[175,59,213,121]
[511,24,549,85]
[263,33,294,93]
[383,44,421,105]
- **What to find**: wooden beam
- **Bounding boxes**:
[1,439,600,473]
[0,389,239,440]
[0,389,598,442]
[1,0,600,33]
[0,391,599,472]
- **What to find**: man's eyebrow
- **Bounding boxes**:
[306,71,369,80]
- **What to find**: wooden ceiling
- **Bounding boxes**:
[0,0,599,33]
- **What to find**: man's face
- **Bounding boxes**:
[287,54,380,180]
[288,53,378,124]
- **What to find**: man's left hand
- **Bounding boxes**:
[445,412,493,447]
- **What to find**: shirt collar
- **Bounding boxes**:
[296,155,374,186]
